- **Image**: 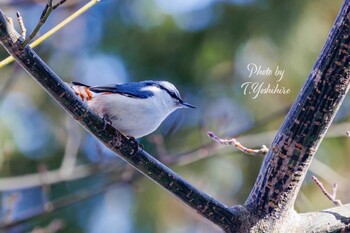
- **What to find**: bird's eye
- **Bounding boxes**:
[169,92,176,98]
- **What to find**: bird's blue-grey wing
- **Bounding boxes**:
[89,82,154,99]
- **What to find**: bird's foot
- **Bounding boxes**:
[128,136,143,153]
[102,114,112,130]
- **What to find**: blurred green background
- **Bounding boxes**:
[0,0,349,232]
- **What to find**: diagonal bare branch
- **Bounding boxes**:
[0,9,241,231]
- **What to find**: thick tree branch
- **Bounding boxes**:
[245,0,350,230]
[299,204,350,232]
[0,10,241,231]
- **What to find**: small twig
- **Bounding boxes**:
[0,0,100,68]
[40,0,52,20]
[5,15,13,27]
[59,118,82,178]
[208,131,268,156]
[0,181,119,229]
[16,12,26,38]
[21,0,67,48]
[311,176,343,206]
[160,107,288,166]
[31,219,65,233]
[38,164,53,212]
[3,192,21,224]
[53,0,67,10]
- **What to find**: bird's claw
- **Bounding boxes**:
[103,114,112,130]
[128,136,143,154]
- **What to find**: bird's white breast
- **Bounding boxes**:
[87,93,176,138]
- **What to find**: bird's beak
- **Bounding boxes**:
[180,101,195,109]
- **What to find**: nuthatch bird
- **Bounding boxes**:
[68,80,195,138]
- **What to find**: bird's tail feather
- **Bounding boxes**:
[66,82,93,102]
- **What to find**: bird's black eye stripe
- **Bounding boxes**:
[157,84,181,101]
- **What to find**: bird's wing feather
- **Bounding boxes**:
[89,82,154,99]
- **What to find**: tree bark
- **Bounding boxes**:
[244,0,350,231]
